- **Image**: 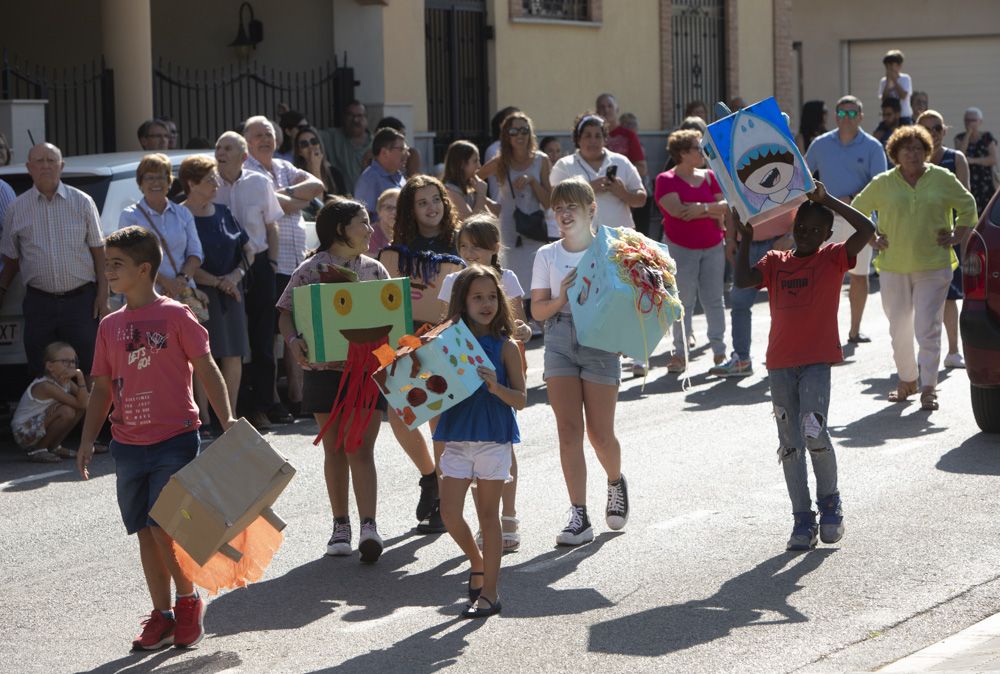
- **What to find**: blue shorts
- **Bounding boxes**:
[110,430,200,534]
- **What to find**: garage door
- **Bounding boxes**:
[848,36,1000,140]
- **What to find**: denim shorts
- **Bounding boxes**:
[110,430,200,534]
[542,313,621,386]
[440,441,513,482]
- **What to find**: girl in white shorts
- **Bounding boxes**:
[433,265,526,618]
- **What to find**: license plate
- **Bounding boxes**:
[0,321,20,346]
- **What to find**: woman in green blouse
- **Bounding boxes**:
[852,125,977,411]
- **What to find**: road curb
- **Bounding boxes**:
[880,610,1000,672]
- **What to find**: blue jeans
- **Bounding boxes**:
[729,239,774,360]
[665,240,727,356]
[768,364,838,513]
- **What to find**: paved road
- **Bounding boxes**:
[2,284,998,673]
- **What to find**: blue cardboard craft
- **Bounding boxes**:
[701,96,815,226]
[569,226,683,362]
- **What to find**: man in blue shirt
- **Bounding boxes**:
[354,127,407,221]
[806,95,887,344]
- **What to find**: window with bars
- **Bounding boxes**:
[521,0,591,22]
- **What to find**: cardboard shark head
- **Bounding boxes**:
[292,277,413,364]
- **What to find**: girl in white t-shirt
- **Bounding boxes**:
[438,214,532,553]
[530,177,628,547]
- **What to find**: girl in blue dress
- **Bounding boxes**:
[434,265,527,618]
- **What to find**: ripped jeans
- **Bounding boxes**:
[768,364,838,513]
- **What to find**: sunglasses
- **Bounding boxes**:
[507,127,531,136]
[297,137,321,149]
[836,109,860,119]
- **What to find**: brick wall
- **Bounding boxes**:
[772,0,794,113]
[659,0,673,128]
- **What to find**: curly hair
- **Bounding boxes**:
[667,129,703,164]
[886,125,933,165]
[571,111,608,148]
[393,175,459,249]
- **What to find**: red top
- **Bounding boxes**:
[655,169,725,249]
[756,243,855,369]
[92,297,211,445]
[607,126,645,163]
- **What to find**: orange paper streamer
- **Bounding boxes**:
[173,516,285,596]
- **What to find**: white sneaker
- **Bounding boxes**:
[606,474,629,531]
[358,519,384,563]
[326,519,352,556]
[944,352,966,369]
[556,505,594,546]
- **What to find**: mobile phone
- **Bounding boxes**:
[606,165,618,181]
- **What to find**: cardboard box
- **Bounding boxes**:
[377,246,464,325]
[292,277,412,364]
[569,226,683,362]
[150,418,296,566]
[372,318,494,429]
[701,96,815,226]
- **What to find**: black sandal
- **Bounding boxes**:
[462,595,501,619]
[468,571,484,604]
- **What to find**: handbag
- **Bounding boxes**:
[136,203,210,322]
[506,167,549,243]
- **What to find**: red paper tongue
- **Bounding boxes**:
[313,337,389,452]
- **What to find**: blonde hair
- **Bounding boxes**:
[550,177,595,209]
[376,187,400,209]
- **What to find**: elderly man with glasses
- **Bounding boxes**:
[805,95,888,345]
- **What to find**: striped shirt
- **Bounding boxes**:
[1,182,103,293]
[245,155,309,276]
[216,170,283,257]
[118,198,203,279]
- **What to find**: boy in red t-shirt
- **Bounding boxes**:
[733,182,875,551]
[76,226,236,650]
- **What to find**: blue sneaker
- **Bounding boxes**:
[786,511,818,551]
[817,494,844,544]
[708,353,753,377]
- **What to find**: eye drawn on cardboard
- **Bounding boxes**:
[701,97,815,225]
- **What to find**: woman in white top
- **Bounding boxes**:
[549,113,646,230]
[479,112,552,311]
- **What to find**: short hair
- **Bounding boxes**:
[683,100,707,117]
[571,111,608,147]
[966,107,984,121]
[836,95,863,112]
[344,99,365,113]
[886,125,933,164]
[137,119,168,141]
[372,127,405,157]
[882,49,904,65]
[135,153,172,186]
[375,116,405,132]
[242,115,274,136]
[539,136,560,152]
[619,112,638,128]
[106,226,162,277]
[43,341,75,363]
[911,90,929,102]
[667,129,703,163]
[216,130,248,154]
[551,176,595,209]
[376,187,400,209]
[795,200,834,231]
[678,116,708,137]
[881,97,902,113]
[178,155,217,193]
[596,92,617,109]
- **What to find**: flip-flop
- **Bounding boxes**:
[26,448,62,463]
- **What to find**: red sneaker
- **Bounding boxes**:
[132,610,175,650]
[173,595,206,648]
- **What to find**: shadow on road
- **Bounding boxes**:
[588,549,835,657]
[936,433,1000,475]
[831,381,945,448]
[80,648,242,674]
[0,452,114,493]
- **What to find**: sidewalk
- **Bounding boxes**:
[880,611,1000,672]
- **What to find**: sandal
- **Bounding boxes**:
[920,390,939,411]
[462,595,501,619]
[468,571,484,604]
[667,355,687,374]
[26,448,62,463]
[502,516,520,554]
[888,380,918,403]
[51,446,77,459]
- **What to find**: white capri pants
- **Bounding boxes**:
[878,267,952,388]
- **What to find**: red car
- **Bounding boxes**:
[961,188,1000,433]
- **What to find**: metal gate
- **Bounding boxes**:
[425,0,490,163]
[672,0,727,122]
[0,50,115,156]
[153,59,356,149]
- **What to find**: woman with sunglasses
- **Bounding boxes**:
[954,107,998,216]
[918,110,971,371]
[293,125,348,199]
[478,112,552,308]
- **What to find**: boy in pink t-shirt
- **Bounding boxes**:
[733,182,874,552]
[77,226,235,651]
